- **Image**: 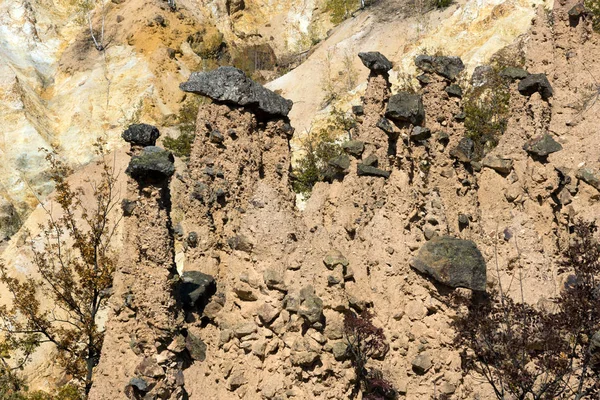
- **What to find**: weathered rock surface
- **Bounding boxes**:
[122,124,160,147]
[385,92,425,125]
[125,146,175,181]
[178,271,217,308]
[358,51,393,73]
[450,137,475,162]
[180,66,293,117]
[415,55,465,80]
[500,67,529,80]
[523,134,562,157]
[518,73,553,99]
[411,236,487,291]
[482,155,513,175]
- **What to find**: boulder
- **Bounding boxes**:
[263,269,286,291]
[385,92,425,125]
[482,155,513,175]
[415,55,465,80]
[412,353,432,375]
[331,342,348,361]
[122,124,160,147]
[328,154,351,170]
[185,332,207,361]
[518,73,553,100]
[125,146,175,182]
[523,134,562,157]
[376,117,395,134]
[499,67,529,80]
[411,126,431,141]
[342,140,365,157]
[257,303,280,325]
[178,271,216,308]
[568,3,589,25]
[411,236,487,291]
[180,66,293,117]
[576,168,600,190]
[357,164,391,178]
[358,52,393,74]
[362,154,378,167]
[445,84,463,98]
[449,137,474,163]
[297,286,324,328]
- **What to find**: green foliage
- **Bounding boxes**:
[163,98,203,158]
[2,385,83,400]
[325,0,361,24]
[463,64,511,160]
[585,0,600,31]
[292,108,355,196]
[433,0,452,8]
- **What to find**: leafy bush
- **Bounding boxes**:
[326,0,361,24]
[344,310,396,400]
[586,0,600,31]
[452,221,600,399]
[163,98,204,158]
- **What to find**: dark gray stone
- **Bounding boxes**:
[179,271,216,308]
[209,130,224,144]
[385,92,425,125]
[523,134,562,157]
[358,52,393,73]
[518,73,553,100]
[500,67,529,80]
[411,236,487,291]
[297,286,324,328]
[415,55,465,80]
[180,66,293,117]
[362,154,378,167]
[445,84,463,98]
[125,146,175,181]
[228,235,253,253]
[121,199,137,216]
[454,111,466,122]
[352,105,364,115]
[449,137,474,162]
[329,154,351,170]
[128,377,149,392]
[357,164,390,178]
[412,353,432,375]
[122,124,160,146]
[416,73,432,85]
[576,168,600,190]
[437,131,450,144]
[482,155,513,175]
[411,126,431,141]
[185,332,207,361]
[187,231,199,248]
[376,117,395,134]
[342,140,365,157]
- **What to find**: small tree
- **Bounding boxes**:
[344,310,396,400]
[453,221,600,399]
[0,141,121,396]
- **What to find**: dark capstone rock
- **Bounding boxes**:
[342,140,365,157]
[376,117,395,134]
[128,377,149,393]
[180,66,293,117]
[329,154,351,170]
[445,84,463,98]
[352,105,364,116]
[411,126,431,141]
[122,124,160,146]
[121,199,137,216]
[125,146,175,182]
[518,73,553,100]
[576,168,600,191]
[187,231,199,248]
[357,164,390,178]
[415,55,465,80]
[499,67,529,80]
[185,332,207,361]
[385,92,425,125]
[179,271,216,308]
[449,137,474,162]
[568,3,589,25]
[482,155,513,175]
[358,51,393,73]
[416,73,433,85]
[411,236,487,291]
[362,154,378,167]
[209,130,224,144]
[523,134,562,157]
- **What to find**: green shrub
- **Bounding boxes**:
[433,0,452,8]
[163,98,204,158]
[586,0,600,31]
[463,65,511,160]
[325,0,361,24]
